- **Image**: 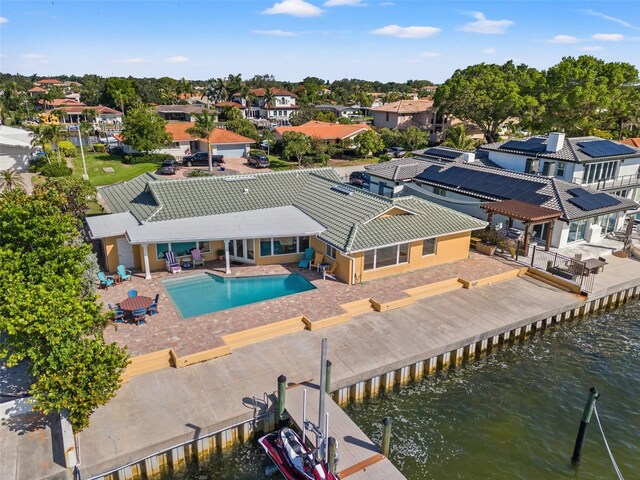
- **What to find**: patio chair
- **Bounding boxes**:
[97,272,114,289]
[323,262,337,280]
[117,264,132,282]
[132,307,147,325]
[112,308,126,323]
[147,294,160,316]
[165,251,182,274]
[191,248,205,268]
[128,289,138,298]
[310,252,325,271]
[107,303,121,310]
[298,247,315,269]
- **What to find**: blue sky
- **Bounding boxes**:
[1,1,638,83]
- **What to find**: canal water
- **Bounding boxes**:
[179,301,640,479]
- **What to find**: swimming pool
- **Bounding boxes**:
[163,273,316,318]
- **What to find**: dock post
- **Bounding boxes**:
[328,437,337,473]
[571,387,599,466]
[381,417,392,457]
[318,338,328,460]
[277,375,287,426]
[325,360,332,395]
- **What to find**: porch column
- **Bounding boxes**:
[224,239,231,274]
[545,221,554,251]
[486,212,493,230]
[522,223,531,253]
[142,243,151,280]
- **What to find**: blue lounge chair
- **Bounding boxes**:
[117,264,132,282]
[98,272,114,289]
[165,251,182,274]
[298,247,315,269]
[112,309,126,323]
[147,294,160,315]
[128,289,137,298]
[132,307,147,325]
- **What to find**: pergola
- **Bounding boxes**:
[480,199,562,252]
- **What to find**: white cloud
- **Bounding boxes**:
[324,0,364,5]
[0,16,8,24]
[252,29,297,37]
[580,46,605,52]
[21,53,46,62]
[263,0,323,17]
[483,47,497,55]
[460,12,514,34]
[583,9,640,30]
[550,35,580,44]
[592,33,624,41]
[167,56,189,63]
[371,24,441,39]
[420,51,441,58]
[123,57,145,63]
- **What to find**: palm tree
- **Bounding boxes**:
[0,170,26,192]
[441,124,478,151]
[44,123,68,165]
[25,123,51,164]
[112,89,126,115]
[177,77,195,102]
[187,110,218,172]
[80,121,95,152]
[226,74,243,99]
[262,88,276,109]
[213,78,229,103]
[203,80,217,108]
[82,107,98,123]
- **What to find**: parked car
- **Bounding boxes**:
[248,153,270,168]
[182,152,224,167]
[349,171,370,188]
[159,158,181,175]
[385,147,406,157]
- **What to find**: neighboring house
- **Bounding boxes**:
[402,157,637,249]
[116,121,254,159]
[370,99,440,129]
[27,86,47,96]
[621,138,640,148]
[38,98,85,110]
[479,133,640,202]
[274,121,371,143]
[155,105,206,122]
[214,101,247,118]
[34,78,64,87]
[232,88,299,125]
[57,105,123,125]
[316,104,362,119]
[85,168,486,283]
[0,126,33,171]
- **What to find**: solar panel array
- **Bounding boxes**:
[500,137,547,153]
[576,140,637,158]
[567,187,620,211]
[424,147,461,160]
[416,165,551,204]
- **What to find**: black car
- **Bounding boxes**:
[159,159,180,175]
[182,151,224,167]
[349,171,370,187]
[248,153,270,168]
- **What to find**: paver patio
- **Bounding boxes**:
[100,253,517,357]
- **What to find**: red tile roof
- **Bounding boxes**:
[621,138,640,148]
[249,87,298,98]
[214,101,246,109]
[165,122,255,144]
[274,121,372,141]
[58,105,122,115]
[28,86,47,93]
[40,98,86,107]
[37,79,64,85]
[371,99,434,114]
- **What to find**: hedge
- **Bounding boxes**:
[123,153,175,164]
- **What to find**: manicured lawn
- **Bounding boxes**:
[72,152,159,186]
[328,157,381,167]
[267,155,298,171]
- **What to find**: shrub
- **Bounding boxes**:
[123,153,174,164]
[313,153,330,166]
[28,155,48,173]
[93,143,107,153]
[378,153,391,162]
[59,140,78,158]
[40,163,73,177]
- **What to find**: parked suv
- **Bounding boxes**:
[349,171,370,188]
[159,158,181,175]
[248,153,270,168]
[182,151,224,167]
[384,147,406,158]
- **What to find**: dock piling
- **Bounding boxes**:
[325,360,332,395]
[381,417,392,457]
[277,375,287,426]
[328,437,337,473]
[571,387,599,466]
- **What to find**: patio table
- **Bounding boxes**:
[583,258,607,274]
[120,295,154,312]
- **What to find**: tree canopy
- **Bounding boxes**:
[121,105,172,154]
[354,130,384,157]
[283,131,312,167]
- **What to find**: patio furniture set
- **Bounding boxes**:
[98,265,133,288]
[298,248,337,280]
[165,248,205,274]
[109,290,160,325]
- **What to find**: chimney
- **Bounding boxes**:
[463,152,475,163]
[546,132,565,153]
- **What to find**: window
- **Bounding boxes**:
[155,241,209,260]
[299,236,310,252]
[385,112,389,122]
[433,187,446,196]
[363,243,410,271]
[583,161,618,184]
[259,236,310,256]
[567,219,588,243]
[326,244,336,259]
[156,243,170,261]
[422,238,436,256]
[557,162,566,177]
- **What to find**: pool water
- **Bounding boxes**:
[163,273,316,318]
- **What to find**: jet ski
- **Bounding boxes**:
[258,427,338,480]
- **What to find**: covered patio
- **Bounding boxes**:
[481,199,562,252]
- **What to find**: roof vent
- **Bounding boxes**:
[331,185,354,195]
[463,152,475,163]
[243,188,249,194]
[546,132,565,153]
[224,175,256,182]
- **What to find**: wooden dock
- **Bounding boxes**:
[285,383,405,479]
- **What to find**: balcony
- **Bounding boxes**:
[583,172,640,191]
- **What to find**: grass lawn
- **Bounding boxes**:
[267,155,298,171]
[328,157,381,167]
[72,152,159,186]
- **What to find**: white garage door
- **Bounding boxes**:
[216,144,246,158]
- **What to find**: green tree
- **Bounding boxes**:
[121,105,171,154]
[434,61,539,142]
[378,127,405,149]
[187,110,218,171]
[263,88,276,109]
[402,126,429,150]
[226,118,259,140]
[315,111,336,123]
[103,77,138,113]
[354,130,384,157]
[79,121,95,151]
[289,104,316,126]
[44,123,68,166]
[283,131,312,167]
[441,124,478,151]
[26,123,51,163]
[33,176,96,222]
[0,170,26,192]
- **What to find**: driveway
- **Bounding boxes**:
[168,157,271,179]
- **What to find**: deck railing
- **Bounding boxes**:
[585,172,640,191]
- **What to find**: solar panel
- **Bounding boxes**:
[501,137,547,153]
[577,140,637,158]
[567,187,621,211]
[426,148,461,160]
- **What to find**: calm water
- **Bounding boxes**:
[179,301,640,479]
[163,273,315,318]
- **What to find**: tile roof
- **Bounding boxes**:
[36,79,64,85]
[249,87,298,98]
[621,138,640,148]
[412,158,637,221]
[41,99,86,107]
[58,105,122,115]
[214,101,246,109]
[370,99,434,114]
[99,168,485,252]
[274,121,371,141]
[480,135,640,164]
[480,199,561,222]
[155,105,205,114]
[164,122,255,144]
[28,86,47,93]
